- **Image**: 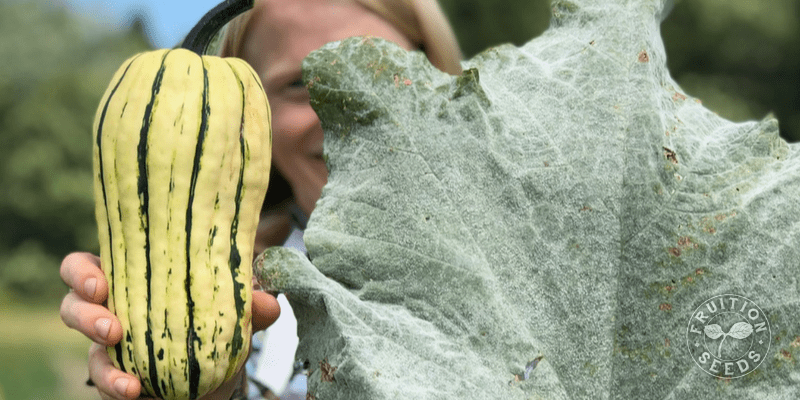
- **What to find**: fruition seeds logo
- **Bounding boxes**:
[686,294,771,378]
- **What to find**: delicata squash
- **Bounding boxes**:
[91,1,271,398]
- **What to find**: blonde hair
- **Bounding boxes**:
[215,0,462,217]
[217,0,462,75]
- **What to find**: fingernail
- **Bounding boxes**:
[84,278,97,299]
[95,318,111,340]
[114,378,129,396]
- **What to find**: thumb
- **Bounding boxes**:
[252,290,281,332]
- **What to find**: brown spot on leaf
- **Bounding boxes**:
[672,92,687,101]
[638,50,649,63]
[659,303,672,312]
[792,337,800,347]
[663,147,678,164]
[306,76,321,89]
[319,358,337,383]
[668,247,681,257]
[780,349,792,360]
[714,211,736,222]
[590,40,596,45]
[580,206,593,212]
[665,338,671,347]
[695,268,704,275]
[403,78,412,86]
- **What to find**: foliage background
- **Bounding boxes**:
[0,0,797,398]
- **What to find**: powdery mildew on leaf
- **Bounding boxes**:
[255,0,800,398]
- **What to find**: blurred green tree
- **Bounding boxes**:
[439,0,551,58]
[661,0,800,142]
[0,1,151,302]
[437,0,800,142]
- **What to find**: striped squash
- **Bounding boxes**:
[91,2,270,398]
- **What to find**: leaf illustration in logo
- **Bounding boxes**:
[707,321,755,358]
[704,324,725,340]
[727,322,754,340]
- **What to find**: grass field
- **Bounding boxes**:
[0,298,97,400]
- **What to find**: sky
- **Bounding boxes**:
[53,0,225,48]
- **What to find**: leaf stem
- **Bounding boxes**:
[717,334,727,358]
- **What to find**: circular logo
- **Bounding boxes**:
[686,294,771,378]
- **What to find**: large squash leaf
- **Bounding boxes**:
[255,0,800,398]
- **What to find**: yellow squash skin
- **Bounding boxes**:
[92,48,271,400]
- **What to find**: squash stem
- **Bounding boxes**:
[181,0,255,55]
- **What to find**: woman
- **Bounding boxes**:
[59,0,461,398]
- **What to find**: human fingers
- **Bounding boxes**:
[60,291,123,346]
[88,342,143,400]
[60,252,108,304]
[252,290,281,332]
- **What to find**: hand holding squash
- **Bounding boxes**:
[59,252,281,399]
[61,0,277,398]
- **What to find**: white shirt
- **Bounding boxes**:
[246,227,307,399]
